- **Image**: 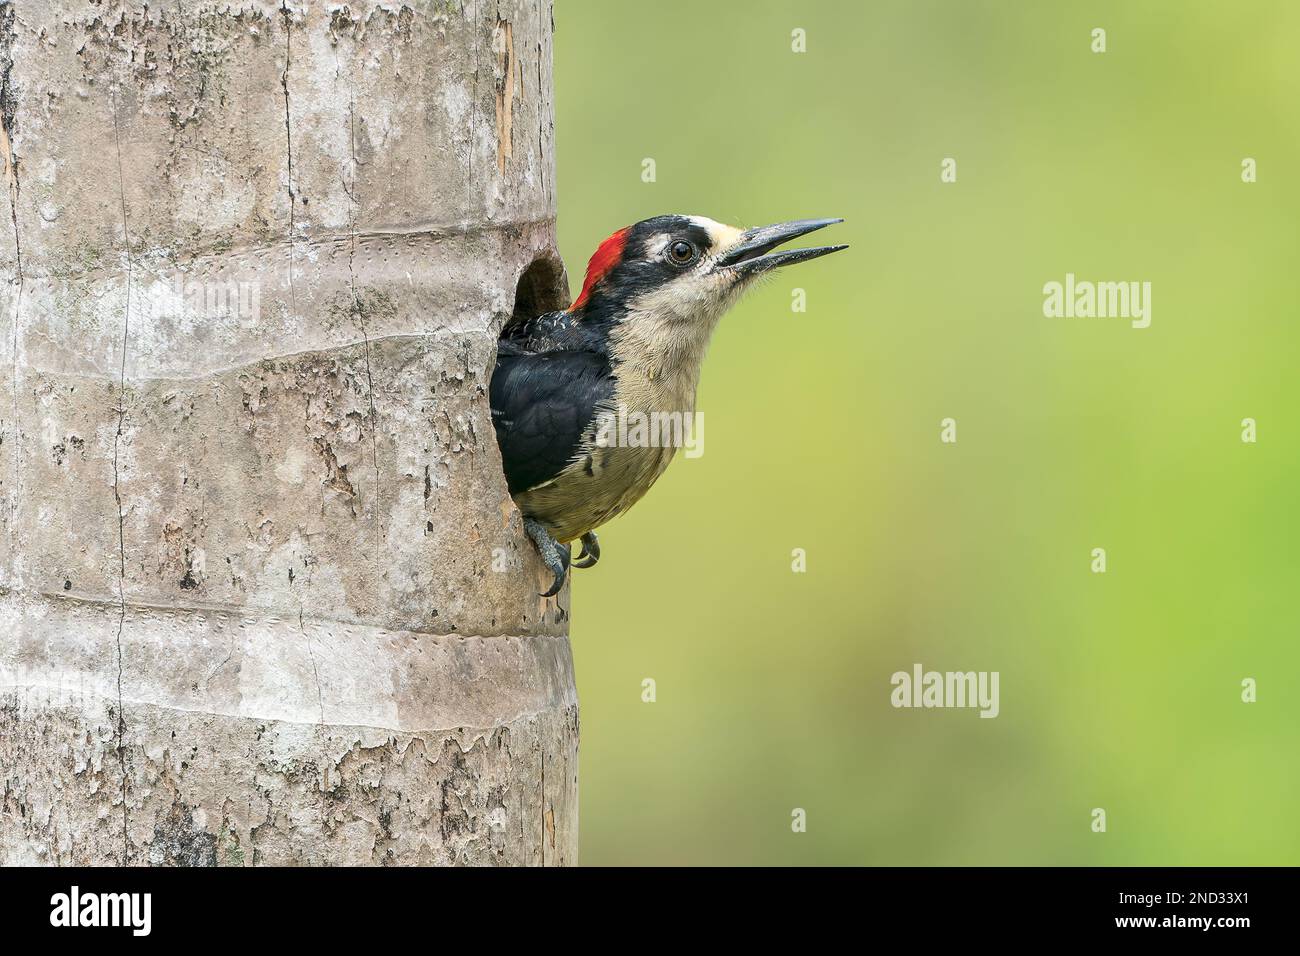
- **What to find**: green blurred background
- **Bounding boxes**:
[549,0,1299,865]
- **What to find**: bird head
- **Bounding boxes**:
[567,215,846,340]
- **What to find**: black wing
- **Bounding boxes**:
[490,342,614,495]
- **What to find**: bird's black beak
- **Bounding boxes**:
[713,218,847,277]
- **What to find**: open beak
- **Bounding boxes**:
[713,218,847,277]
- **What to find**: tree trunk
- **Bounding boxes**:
[0,0,576,865]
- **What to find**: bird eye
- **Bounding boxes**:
[667,240,697,266]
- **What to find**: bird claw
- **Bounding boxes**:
[572,531,600,569]
[539,553,569,597]
[525,518,571,597]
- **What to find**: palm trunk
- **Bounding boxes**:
[0,0,576,866]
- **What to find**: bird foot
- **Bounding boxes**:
[524,517,571,597]
[572,531,600,569]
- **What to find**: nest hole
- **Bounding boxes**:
[504,254,569,337]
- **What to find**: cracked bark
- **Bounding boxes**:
[0,0,574,866]
[109,83,135,867]
[280,0,297,312]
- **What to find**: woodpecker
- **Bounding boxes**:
[491,215,846,596]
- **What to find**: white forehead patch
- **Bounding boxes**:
[689,216,744,252]
[645,216,747,260]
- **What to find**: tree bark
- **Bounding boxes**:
[0,0,576,865]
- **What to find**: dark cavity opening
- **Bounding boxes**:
[504,254,569,337]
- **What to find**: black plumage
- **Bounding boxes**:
[490,319,614,497]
